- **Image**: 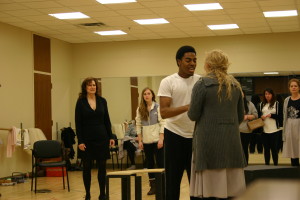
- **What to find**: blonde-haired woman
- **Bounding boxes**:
[188,50,246,200]
[282,78,300,166]
[135,87,165,195]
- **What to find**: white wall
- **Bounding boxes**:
[0,22,73,177]
[101,77,131,124]
[0,22,34,177]
[71,32,300,79]
[51,39,74,136]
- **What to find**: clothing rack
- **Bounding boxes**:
[0,123,25,148]
[0,128,12,131]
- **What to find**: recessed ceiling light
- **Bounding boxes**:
[134,18,169,25]
[184,3,223,11]
[207,24,239,30]
[96,0,136,4]
[263,72,279,75]
[94,30,127,36]
[263,10,298,17]
[49,12,89,19]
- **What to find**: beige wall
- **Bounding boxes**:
[1,19,300,177]
[0,22,73,177]
[71,32,300,79]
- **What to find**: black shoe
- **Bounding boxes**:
[99,195,107,200]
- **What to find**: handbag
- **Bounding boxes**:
[247,118,264,131]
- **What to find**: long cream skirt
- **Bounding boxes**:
[282,118,300,158]
[190,156,246,198]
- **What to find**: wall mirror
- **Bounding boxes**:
[97,71,300,165]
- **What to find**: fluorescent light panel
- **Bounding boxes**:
[49,12,89,19]
[96,0,136,4]
[95,30,127,35]
[208,24,239,30]
[134,18,169,25]
[263,10,298,17]
[264,72,279,75]
[184,3,223,11]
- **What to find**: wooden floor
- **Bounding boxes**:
[0,152,291,200]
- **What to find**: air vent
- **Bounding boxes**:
[79,22,106,27]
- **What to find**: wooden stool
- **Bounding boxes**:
[106,168,165,200]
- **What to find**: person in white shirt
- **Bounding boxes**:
[258,88,283,165]
[158,45,200,200]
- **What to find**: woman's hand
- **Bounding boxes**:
[261,114,271,120]
[109,139,115,147]
[157,139,164,149]
[138,141,143,150]
[78,143,86,151]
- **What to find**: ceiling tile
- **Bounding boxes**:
[0,3,29,11]
[116,8,154,16]
[221,1,259,9]
[0,0,298,43]
[20,1,63,9]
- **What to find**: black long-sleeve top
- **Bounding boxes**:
[75,96,113,145]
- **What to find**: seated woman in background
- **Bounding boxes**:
[122,120,139,170]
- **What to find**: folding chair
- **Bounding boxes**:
[31,140,70,193]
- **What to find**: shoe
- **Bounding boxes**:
[99,194,107,200]
[147,180,156,195]
[126,165,136,170]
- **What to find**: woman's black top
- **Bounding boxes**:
[75,96,112,160]
[287,98,300,119]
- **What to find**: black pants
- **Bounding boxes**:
[240,132,252,164]
[261,131,280,165]
[291,158,300,166]
[123,140,136,165]
[249,132,263,153]
[143,142,164,179]
[164,128,193,200]
[277,130,283,152]
[82,157,107,197]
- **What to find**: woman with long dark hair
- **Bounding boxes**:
[75,77,115,200]
[258,88,283,165]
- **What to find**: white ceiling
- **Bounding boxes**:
[0,0,300,43]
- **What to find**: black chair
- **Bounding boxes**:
[31,140,70,193]
[109,134,119,170]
